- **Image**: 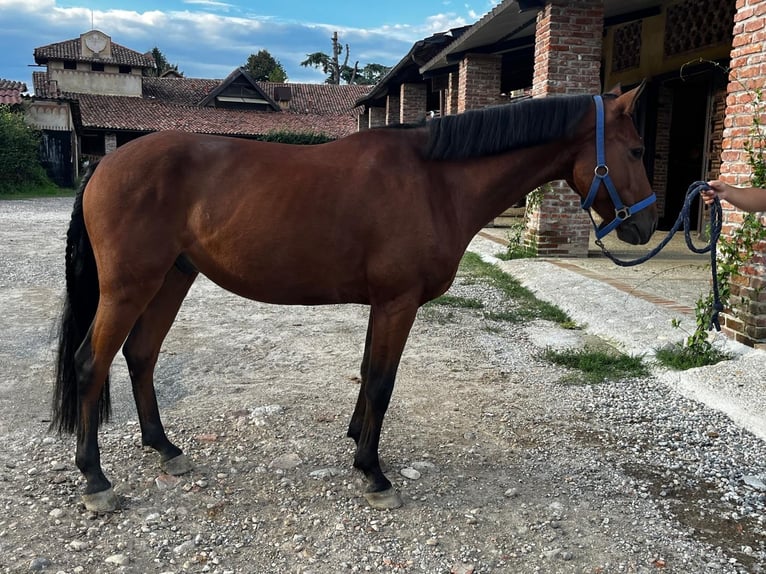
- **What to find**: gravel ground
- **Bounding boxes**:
[0,197,765,574]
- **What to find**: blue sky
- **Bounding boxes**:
[0,0,501,92]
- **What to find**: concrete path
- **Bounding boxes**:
[467,230,766,442]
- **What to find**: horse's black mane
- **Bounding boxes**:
[425,94,596,160]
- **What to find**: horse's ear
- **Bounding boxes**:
[617,80,646,115]
[607,83,622,96]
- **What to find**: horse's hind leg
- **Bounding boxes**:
[77,288,163,512]
[347,311,373,444]
[123,265,197,475]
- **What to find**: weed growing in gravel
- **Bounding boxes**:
[541,347,649,384]
[426,294,484,309]
[654,341,730,370]
[459,252,573,326]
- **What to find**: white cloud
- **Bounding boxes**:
[183,0,236,10]
[0,0,489,87]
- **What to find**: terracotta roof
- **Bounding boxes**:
[141,75,370,115]
[74,93,361,138]
[31,65,369,138]
[34,36,156,69]
[261,82,371,115]
[141,77,221,105]
[0,79,27,105]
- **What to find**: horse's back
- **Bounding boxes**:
[81,129,455,306]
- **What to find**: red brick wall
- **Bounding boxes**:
[531,0,603,97]
[368,107,386,128]
[445,71,459,115]
[527,0,604,257]
[400,82,427,124]
[457,54,503,113]
[386,94,400,125]
[718,0,766,345]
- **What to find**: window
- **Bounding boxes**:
[119,65,131,74]
[63,61,76,70]
[91,63,104,72]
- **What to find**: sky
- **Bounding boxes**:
[0,0,502,92]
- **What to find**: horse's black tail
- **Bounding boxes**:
[52,161,111,434]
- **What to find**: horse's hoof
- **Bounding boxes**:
[364,488,403,510]
[161,453,193,476]
[82,487,120,512]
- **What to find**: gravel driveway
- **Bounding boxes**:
[0,197,764,574]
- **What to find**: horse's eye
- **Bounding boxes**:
[630,147,644,160]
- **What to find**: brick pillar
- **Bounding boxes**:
[718,0,766,346]
[400,82,427,124]
[105,132,117,154]
[358,110,369,131]
[526,0,604,258]
[386,94,401,125]
[445,71,459,115]
[368,107,386,128]
[457,54,502,113]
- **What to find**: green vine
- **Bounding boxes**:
[673,63,766,363]
[499,184,550,260]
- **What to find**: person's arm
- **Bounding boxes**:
[701,180,766,212]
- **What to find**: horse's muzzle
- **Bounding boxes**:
[614,212,657,245]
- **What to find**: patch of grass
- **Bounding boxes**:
[459,252,572,326]
[654,342,731,370]
[0,181,75,199]
[496,245,537,261]
[427,294,484,309]
[541,347,650,384]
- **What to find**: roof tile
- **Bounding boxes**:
[0,78,27,105]
[34,36,156,69]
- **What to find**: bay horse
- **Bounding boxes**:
[53,84,657,512]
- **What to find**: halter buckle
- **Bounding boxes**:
[615,206,630,220]
[594,164,609,177]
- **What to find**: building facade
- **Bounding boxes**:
[27,30,369,186]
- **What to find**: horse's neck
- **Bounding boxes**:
[445,141,574,245]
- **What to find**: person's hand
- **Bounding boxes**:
[701,180,730,205]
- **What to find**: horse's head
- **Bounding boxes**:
[568,83,658,245]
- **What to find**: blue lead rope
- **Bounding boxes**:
[594,181,724,331]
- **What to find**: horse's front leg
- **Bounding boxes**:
[353,301,417,510]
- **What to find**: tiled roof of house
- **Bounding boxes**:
[32,69,369,138]
[34,37,156,69]
[262,82,371,115]
[32,63,369,138]
[0,79,27,105]
[74,93,361,138]
[141,76,370,115]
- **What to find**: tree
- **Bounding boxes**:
[245,50,288,82]
[146,47,182,77]
[0,105,48,193]
[300,31,390,85]
[353,63,390,86]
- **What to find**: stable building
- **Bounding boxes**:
[357,0,766,347]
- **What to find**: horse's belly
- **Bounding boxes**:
[197,262,369,306]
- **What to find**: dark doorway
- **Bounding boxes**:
[661,76,709,231]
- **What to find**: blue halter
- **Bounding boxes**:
[580,95,656,240]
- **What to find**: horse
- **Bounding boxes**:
[53,84,657,512]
